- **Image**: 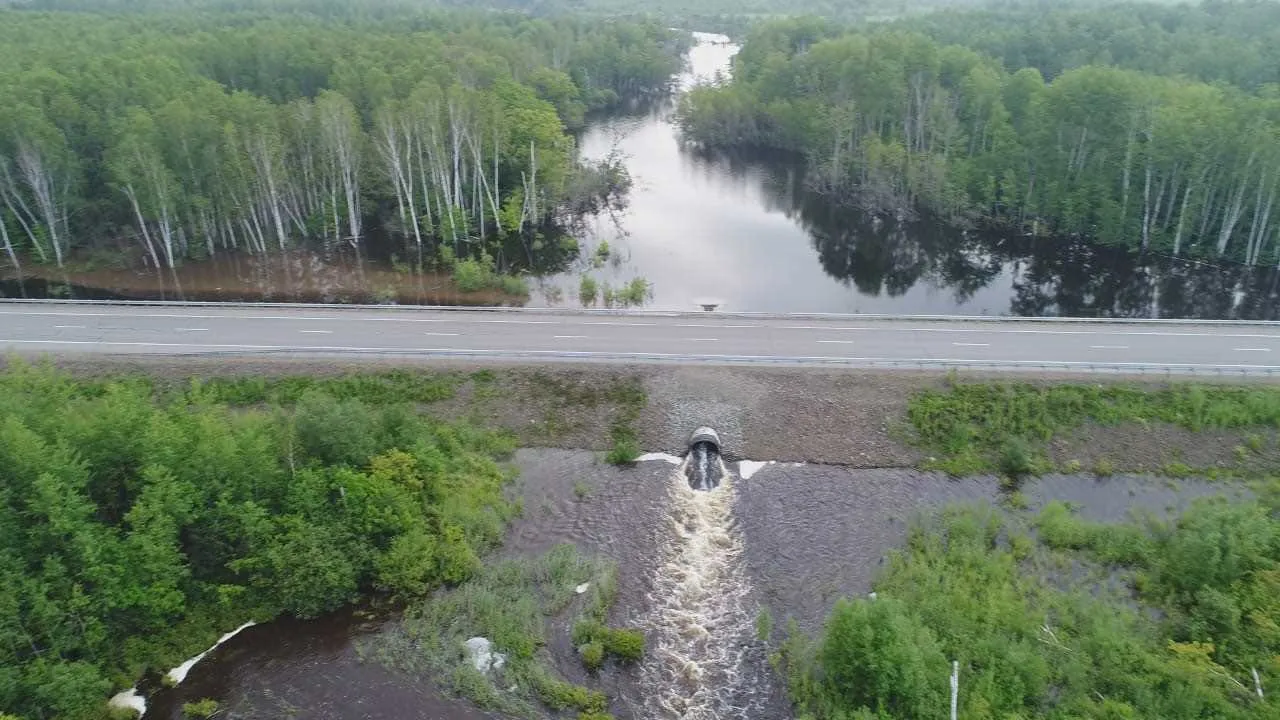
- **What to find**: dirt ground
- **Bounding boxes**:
[18,353,1280,469]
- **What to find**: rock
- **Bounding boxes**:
[868,592,877,600]
[463,637,507,673]
[575,582,590,594]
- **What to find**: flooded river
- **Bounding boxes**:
[143,449,1244,719]
[6,33,1280,318]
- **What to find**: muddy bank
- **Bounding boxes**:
[21,354,1280,471]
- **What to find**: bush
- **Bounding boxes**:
[602,628,644,663]
[452,258,492,292]
[182,699,219,719]
[605,434,639,465]
[580,640,605,671]
[579,275,599,306]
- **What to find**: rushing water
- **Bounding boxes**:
[6,33,1280,317]
[146,449,1248,720]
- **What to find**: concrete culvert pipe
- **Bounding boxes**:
[689,426,720,452]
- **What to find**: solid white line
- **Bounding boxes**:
[1089,345,1129,349]
[1235,348,1271,352]
[4,338,1280,370]
[54,325,85,329]
[953,342,990,347]
[300,330,333,334]
[553,335,587,339]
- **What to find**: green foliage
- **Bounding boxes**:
[908,382,1280,476]
[181,698,219,719]
[389,544,617,717]
[682,15,1280,262]
[0,5,683,269]
[578,275,599,307]
[0,360,514,720]
[579,641,605,672]
[572,620,645,665]
[788,504,1280,719]
[755,606,773,644]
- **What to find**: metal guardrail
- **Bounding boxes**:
[2,297,1280,327]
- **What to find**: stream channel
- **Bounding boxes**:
[141,450,1243,719]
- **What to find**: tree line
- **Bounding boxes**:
[0,364,518,720]
[0,6,686,273]
[898,0,1280,92]
[678,15,1280,263]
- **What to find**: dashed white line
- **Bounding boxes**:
[952,342,990,347]
[817,340,855,344]
[691,338,720,342]
[554,335,587,339]
[1089,345,1129,349]
[300,329,333,334]
[424,332,459,337]
[54,325,85,329]
[175,328,209,332]
[1235,348,1272,352]
[583,321,658,326]
[676,323,756,328]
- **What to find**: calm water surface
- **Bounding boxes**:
[7,34,1280,318]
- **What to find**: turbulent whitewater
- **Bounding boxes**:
[639,453,769,719]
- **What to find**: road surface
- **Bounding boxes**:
[2,302,1280,374]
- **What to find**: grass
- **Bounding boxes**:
[907,381,1280,477]
[779,501,1280,719]
[379,544,620,719]
[181,699,219,719]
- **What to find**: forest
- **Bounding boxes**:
[0,363,518,720]
[0,4,685,277]
[678,4,1280,263]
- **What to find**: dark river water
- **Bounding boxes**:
[6,33,1280,318]
[139,449,1245,720]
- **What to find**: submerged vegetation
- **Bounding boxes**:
[376,543,625,719]
[778,501,1280,719]
[0,360,517,719]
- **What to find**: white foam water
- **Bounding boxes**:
[166,620,257,685]
[640,457,767,719]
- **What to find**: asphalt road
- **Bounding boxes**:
[2,302,1280,374]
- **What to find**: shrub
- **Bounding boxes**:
[602,628,644,662]
[579,275,599,306]
[453,258,492,292]
[580,640,605,671]
[182,699,219,719]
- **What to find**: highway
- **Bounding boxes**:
[2,301,1280,374]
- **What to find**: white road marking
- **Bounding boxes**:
[676,323,756,328]
[691,338,719,342]
[479,319,558,324]
[300,330,333,334]
[1235,348,1272,352]
[54,325,85,329]
[952,342,990,347]
[583,321,658,326]
[817,340,855,344]
[554,335,587,339]
[175,328,209,332]
[1089,345,1129,349]
[3,337,1280,371]
[424,332,459,337]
